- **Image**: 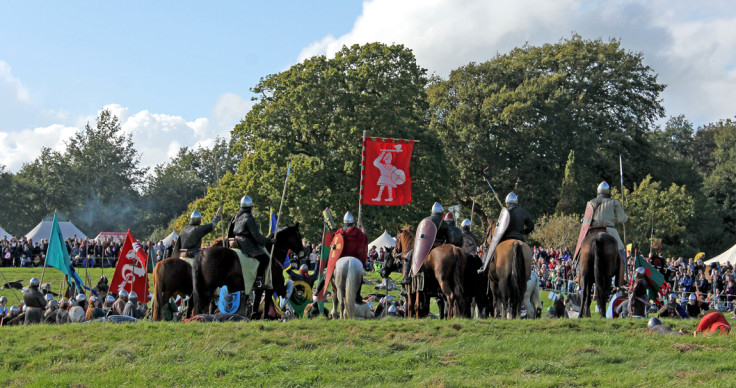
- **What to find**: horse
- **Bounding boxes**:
[384,226,465,319]
[152,256,193,321]
[190,223,304,319]
[462,253,492,318]
[578,230,621,318]
[522,271,542,319]
[484,224,532,319]
[331,256,365,319]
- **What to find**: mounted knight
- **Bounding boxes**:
[334,211,368,266]
[479,192,534,273]
[174,207,222,261]
[227,195,276,289]
[443,212,465,248]
[400,202,449,285]
[461,219,478,258]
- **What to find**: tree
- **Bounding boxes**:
[427,35,665,222]
[529,213,580,250]
[173,43,450,240]
[703,119,736,245]
[612,175,695,256]
[555,150,585,215]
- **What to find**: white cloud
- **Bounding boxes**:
[0,124,77,171]
[0,60,30,103]
[299,0,736,125]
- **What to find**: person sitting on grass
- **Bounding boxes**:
[694,311,731,336]
[123,292,145,319]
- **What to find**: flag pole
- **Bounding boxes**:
[269,162,292,260]
[357,130,366,226]
[0,268,21,304]
[619,155,626,245]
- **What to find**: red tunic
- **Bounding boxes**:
[696,312,731,335]
[335,227,368,265]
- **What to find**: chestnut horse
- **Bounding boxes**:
[191,223,304,319]
[484,224,532,319]
[578,231,621,318]
[382,226,465,319]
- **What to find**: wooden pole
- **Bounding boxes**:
[269,162,292,259]
[357,130,366,226]
[0,268,22,304]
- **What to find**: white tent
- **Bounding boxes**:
[706,243,736,266]
[369,230,396,251]
[25,220,87,241]
[162,231,179,247]
[0,226,12,240]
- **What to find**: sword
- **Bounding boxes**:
[484,178,505,209]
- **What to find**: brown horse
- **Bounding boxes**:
[191,223,304,318]
[578,231,621,318]
[484,224,532,319]
[152,256,193,321]
[383,226,465,319]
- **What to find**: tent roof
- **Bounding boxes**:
[706,243,736,266]
[369,230,395,251]
[25,220,87,242]
[162,231,179,246]
[0,226,12,240]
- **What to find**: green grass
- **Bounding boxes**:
[2,269,736,386]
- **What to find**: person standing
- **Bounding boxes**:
[23,277,46,324]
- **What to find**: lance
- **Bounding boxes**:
[270,162,292,260]
[484,178,505,209]
[0,267,22,305]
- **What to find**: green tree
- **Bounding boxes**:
[529,213,580,251]
[612,175,695,256]
[175,43,449,240]
[703,119,736,245]
[555,150,585,215]
[427,35,665,221]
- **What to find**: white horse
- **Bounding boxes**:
[523,271,542,319]
[331,256,366,319]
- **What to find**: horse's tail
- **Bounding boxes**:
[152,261,163,321]
[592,237,605,296]
[511,242,526,311]
[453,248,465,316]
[344,258,362,319]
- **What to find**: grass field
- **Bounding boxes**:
[2,268,735,387]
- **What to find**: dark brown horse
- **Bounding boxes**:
[383,226,465,319]
[191,223,304,319]
[152,256,193,321]
[484,224,532,319]
[578,231,621,318]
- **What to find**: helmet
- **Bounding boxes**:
[647,317,663,330]
[89,296,98,304]
[0,296,7,304]
[76,294,87,303]
[386,295,393,303]
[129,291,138,301]
[597,181,610,196]
[22,305,27,313]
[9,305,19,315]
[119,290,129,299]
[45,294,54,302]
[299,264,309,272]
[190,210,202,225]
[47,300,59,309]
[689,294,697,302]
[505,192,518,206]
[100,275,108,282]
[461,219,471,229]
[443,212,455,223]
[431,202,443,214]
[388,305,398,315]
[636,267,646,275]
[240,195,253,209]
[343,211,355,228]
[105,295,115,305]
[29,277,40,287]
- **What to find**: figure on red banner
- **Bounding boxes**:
[228,195,276,289]
[371,145,406,202]
[586,182,628,276]
[334,212,368,265]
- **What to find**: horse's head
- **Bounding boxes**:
[381,226,414,278]
[274,222,304,256]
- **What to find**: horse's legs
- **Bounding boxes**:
[580,276,591,318]
[596,285,607,319]
[437,296,445,319]
[251,290,263,320]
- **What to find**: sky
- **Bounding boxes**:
[1,0,735,173]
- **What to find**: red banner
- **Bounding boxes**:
[109,230,150,303]
[360,137,414,206]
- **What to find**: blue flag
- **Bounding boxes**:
[283,251,291,272]
[268,208,278,236]
[45,214,86,293]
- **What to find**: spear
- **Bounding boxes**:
[484,178,505,209]
[270,162,292,260]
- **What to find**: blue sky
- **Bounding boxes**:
[1,1,735,172]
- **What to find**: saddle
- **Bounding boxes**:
[587,226,607,236]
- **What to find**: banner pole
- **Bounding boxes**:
[357,130,366,226]
[0,268,22,304]
[270,162,292,260]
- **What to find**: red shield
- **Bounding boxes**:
[478,208,510,273]
[573,202,595,261]
[320,233,344,297]
[411,219,437,275]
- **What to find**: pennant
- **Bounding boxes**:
[45,214,86,293]
[360,137,415,206]
[634,254,670,305]
[109,230,150,303]
[268,208,278,236]
[283,251,292,272]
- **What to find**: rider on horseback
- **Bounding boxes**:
[443,212,464,248]
[228,195,276,289]
[461,218,479,258]
[400,202,448,285]
[501,192,534,242]
[586,182,628,277]
[179,208,223,259]
[334,211,368,265]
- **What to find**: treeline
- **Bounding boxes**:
[2,35,735,257]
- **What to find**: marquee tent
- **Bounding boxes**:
[162,231,179,246]
[25,220,87,241]
[706,243,736,266]
[369,230,396,251]
[0,226,12,240]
